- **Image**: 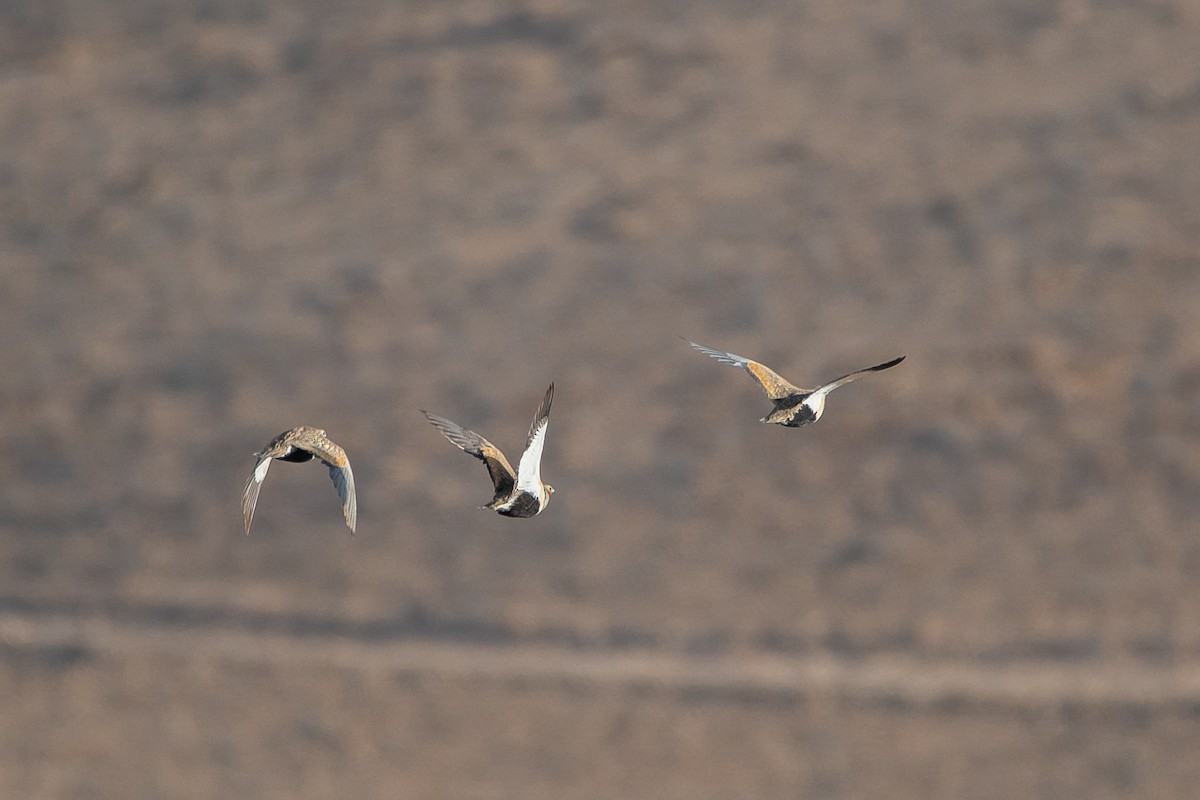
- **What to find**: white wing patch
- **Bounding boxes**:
[801,392,827,422]
[254,457,272,484]
[242,456,274,535]
[515,417,549,496]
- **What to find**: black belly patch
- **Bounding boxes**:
[771,394,815,427]
[278,448,315,463]
[498,492,541,518]
[785,404,818,426]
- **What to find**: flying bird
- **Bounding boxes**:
[685,338,905,427]
[242,426,357,535]
[421,383,555,518]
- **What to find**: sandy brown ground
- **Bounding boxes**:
[2,1,1200,798]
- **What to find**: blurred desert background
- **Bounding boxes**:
[2,1,1200,798]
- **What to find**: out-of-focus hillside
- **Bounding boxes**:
[1,1,1199,798]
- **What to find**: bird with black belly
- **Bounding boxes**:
[421,383,555,518]
[685,338,905,427]
[242,426,357,535]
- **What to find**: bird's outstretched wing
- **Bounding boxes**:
[324,461,357,534]
[242,454,274,535]
[283,427,357,535]
[684,338,804,399]
[422,411,516,500]
[810,355,906,398]
[516,383,553,493]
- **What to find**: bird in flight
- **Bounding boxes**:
[685,338,905,427]
[421,383,555,518]
[242,426,357,535]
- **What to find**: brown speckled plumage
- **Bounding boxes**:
[242,426,357,535]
